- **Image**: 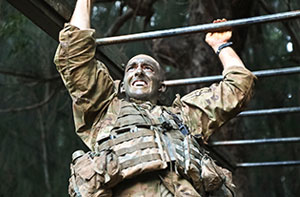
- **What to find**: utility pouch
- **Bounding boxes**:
[162,110,229,193]
[172,134,227,193]
[182,135,206,192]
[200,155,224,192]
[97,126,168,180]
[68,150,121,197]
[170,133,235,195]
[203,161,236,196]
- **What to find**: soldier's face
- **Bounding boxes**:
[123,54,163,104]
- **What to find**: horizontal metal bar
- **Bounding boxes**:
[163,75,223,87]
[96,10,300,45]
[235,160,300,168]
[238,106,300,117]
[210,137,300,146]
[163,66,300,86]
[253,66,300,78]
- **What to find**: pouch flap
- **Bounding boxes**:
[201,156,223,191]
[74,154,95,181]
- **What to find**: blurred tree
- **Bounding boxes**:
[0,1,88,196]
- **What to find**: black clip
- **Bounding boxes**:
[179,124,189,136]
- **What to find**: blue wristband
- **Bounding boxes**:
[216,42,233,55]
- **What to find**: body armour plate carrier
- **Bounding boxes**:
[96,101,169,180]
[95,101,226,191]
[69,101,235,196]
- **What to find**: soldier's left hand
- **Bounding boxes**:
[205,19,232,53]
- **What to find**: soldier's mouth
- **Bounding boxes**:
[132,80,148,87]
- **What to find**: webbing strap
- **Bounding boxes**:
[116,115,152,126]
[172,138,183,146]
[177,160,185,169]
[175,147,184,158]
[120,153,162,169]
[116,141,158,156]
[98,129,154,151]
[164,109,189,136]
[175,145,202,170]
[189,147,203,160]
[190,158,202,171]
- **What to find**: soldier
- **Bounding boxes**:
[54,0,256,196]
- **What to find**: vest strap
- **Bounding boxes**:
[115,141,158,156]
[98,129,155,152]
[120,153,162,169]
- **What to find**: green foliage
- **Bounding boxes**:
[0,2,88,197]
[238,1,300,196]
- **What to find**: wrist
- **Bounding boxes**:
[215,42,233,55]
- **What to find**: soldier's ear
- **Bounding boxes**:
[120,81,125,93]
[158,83,166,93]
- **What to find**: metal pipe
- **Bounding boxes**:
[210,137,300,146]
[96,10,300,45]
[163,66,300,86]
[235,160,300,168]
[238,106,300,117]
[253,66,300,78]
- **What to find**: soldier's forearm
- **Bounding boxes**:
[70,0,93,30]
[218,47,246,70]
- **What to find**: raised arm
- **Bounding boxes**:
[174,19,256,142]
[70,0,94,30]
[54,0,117,149]
[205,19,245,70]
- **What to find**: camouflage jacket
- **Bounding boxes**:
[54,24,256,197]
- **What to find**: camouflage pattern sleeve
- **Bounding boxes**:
[173,66,256,142]
[54,23,117,145]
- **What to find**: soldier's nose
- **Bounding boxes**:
[135,67,143,76]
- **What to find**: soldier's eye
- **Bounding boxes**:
[144,65,154,72]
[126,66,135,71]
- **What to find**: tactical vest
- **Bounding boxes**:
[69,100,235,197]
[94,100,225,192]
[96,101,169,179]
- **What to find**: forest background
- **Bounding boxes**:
[1,0,300,196]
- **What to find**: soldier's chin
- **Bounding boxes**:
[127,92,152,101]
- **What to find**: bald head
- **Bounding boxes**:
[127,54,159,65]
[125,54,164,80]
[122,54,166,104]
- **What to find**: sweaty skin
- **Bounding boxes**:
[122,54,165,104]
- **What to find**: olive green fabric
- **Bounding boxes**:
[54,23,256,197]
